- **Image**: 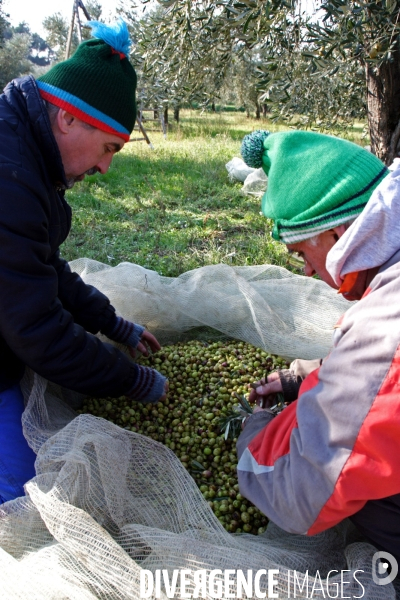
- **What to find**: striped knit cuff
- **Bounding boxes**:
[128,365,167,404]
[103,316,145,349]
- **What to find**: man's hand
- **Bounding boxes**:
[248,371,283,408]
[129,330,161,358]
[159,380,169,403]
[241,401,277,429]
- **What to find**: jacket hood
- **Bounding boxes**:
[326,159,400,287]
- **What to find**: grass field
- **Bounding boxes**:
[61,110,367,277]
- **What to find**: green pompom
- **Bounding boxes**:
[241,130,270,168]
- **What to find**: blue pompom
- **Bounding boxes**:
[241,130,270,168]
[88,19,131,56]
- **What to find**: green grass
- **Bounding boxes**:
[61,110,367,277]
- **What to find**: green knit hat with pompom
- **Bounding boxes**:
[37,19,136,142]
[241,130,389,243]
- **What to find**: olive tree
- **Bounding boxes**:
[124,1,235,116]
[219,47,271,117]
[0,0,8,47]
[0,33,32,89]
[4,22,52,67]
[43,13,71,61]
[306,0,400,163]
[43,1,103,63]
[134,0,400,163]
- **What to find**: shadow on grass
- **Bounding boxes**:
[61,113,307,276]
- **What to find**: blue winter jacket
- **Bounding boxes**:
[0,75,139,396]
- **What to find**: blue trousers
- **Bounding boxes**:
[0,384,36,504]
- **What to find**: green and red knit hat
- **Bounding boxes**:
[37,19,136,142]
[241,130,389,243]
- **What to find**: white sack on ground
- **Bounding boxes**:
[225,157,256,182]
[242,168,268,197]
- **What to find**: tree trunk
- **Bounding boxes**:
[154,109,159,119]
[366,57,400,165]
[262,103,268,117]
[163,106,168,125]
[174,106,180,122]
[211,101,216,112]
[255,102,261,119]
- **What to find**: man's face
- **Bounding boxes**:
[286,229,341,289]
[53,112,125,188]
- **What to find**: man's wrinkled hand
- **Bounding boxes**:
[129,329,161,358]
[248,371,283,408]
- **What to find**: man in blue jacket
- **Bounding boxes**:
[0,21,167,504]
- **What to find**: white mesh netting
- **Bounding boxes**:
[69,259,352,360]
[0,260,397,599]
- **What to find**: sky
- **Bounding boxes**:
[4,0,318,39]
[4,0,122,37]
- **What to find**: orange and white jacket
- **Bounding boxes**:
[237,163,400,540]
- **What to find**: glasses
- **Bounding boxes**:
[287,250,305,269]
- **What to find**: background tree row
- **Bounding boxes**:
[2,0,400,163]
[128,0,400,163]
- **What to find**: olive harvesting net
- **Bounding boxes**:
[0,260,397,599]
[68,259,353,360]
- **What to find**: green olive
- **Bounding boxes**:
[81,339,288,535]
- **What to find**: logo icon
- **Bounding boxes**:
[372,551,398,585]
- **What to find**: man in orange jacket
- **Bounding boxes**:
[238,129,400,566]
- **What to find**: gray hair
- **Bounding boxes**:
[44,100,60,125]
[305,219,357,246]
[44,99,95,131]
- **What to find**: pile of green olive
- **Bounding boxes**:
[79,339,290,534]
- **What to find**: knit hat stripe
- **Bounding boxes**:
[40,88,130,143]
[241,130,388,244]
[37,81,130,140]
[278,210,365,243]
[273,165,389,242]
[277,199,375,235]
